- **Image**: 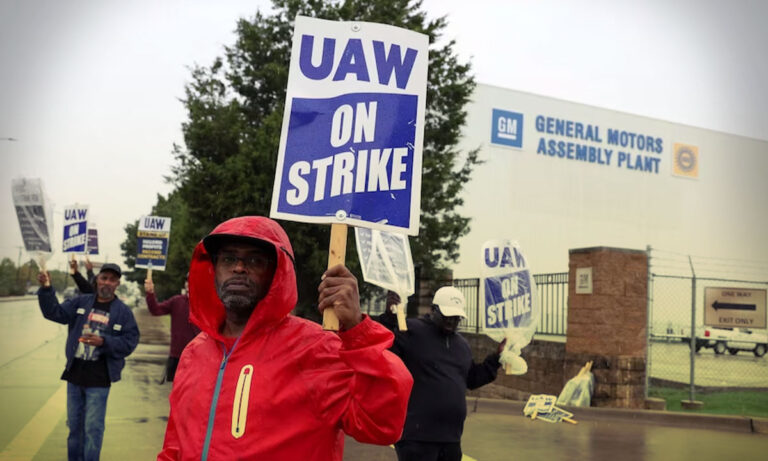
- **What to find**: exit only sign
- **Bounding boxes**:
[704,287,767,329]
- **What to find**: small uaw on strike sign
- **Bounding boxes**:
[135,215,173,283]
[270,15,428,330]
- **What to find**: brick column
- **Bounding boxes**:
[565,247,647,408]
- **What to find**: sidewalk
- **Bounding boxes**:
[31,307,172,461]
[467,397,768,435]
[29,306,765,460]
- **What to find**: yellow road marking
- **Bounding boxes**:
[0,383,66,461]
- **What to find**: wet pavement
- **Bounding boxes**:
[459,399,768,461]
[1,298,768,460]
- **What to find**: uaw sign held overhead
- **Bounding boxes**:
[481,239,540,375]
[136,216,172,271]
[355,227,415,295]
[63,205,88,253]
[87,228,99,255]
[270,15,428,235]
[11,178,52,252]
[482,240,536,331]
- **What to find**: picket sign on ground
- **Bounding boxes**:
[523,394,578,424]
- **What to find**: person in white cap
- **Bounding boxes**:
[375,286,506,461]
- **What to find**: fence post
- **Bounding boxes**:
[645,245,652,400]
[688,256,697,403]
[475,278,480,334]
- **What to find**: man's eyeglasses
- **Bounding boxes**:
[217,252,274,272]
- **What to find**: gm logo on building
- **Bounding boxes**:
[491,109,524,148]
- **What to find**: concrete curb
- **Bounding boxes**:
[469,397,768,435]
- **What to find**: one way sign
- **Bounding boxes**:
[704,287,766,329]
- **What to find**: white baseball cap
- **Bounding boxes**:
[432,286,467,318]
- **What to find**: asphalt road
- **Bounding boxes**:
[649,340,768,387]
[1,296,767,461]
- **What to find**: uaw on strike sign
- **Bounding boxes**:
[11,178,51,252]
[63,205,88,253]
[270,16,428,235]
[135,216,172,270]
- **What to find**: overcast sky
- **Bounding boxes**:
[1,0,766,273]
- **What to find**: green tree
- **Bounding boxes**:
[0,258,18,296]
[0,257,71,296]
[122,0,478,317]
[18,259,40,293]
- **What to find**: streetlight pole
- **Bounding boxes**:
[16,246,22,286]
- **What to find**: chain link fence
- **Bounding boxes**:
[362,273,569,337]
[648,270,768,397]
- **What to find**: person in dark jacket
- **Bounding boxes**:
[144,274,200,382]
[37,263,140,461]
[375,286,505,461]
[69,258,96,294]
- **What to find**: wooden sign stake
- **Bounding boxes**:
[396,302,408,331]
[39,253,50,287]
[323,223,347,331]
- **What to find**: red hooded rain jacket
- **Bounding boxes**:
[158,217,412,461]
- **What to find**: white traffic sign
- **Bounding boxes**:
[704,287,767,329]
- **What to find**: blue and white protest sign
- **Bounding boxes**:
[355,227,414,330]
[87,228,99,255]
[270,15,428,235]
[11,178,52,253]
[355,227,415,294]
[135,216,172,270]
[62,205,88,253]
[481,239,540,374]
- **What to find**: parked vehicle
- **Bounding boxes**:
[683,326,767,357]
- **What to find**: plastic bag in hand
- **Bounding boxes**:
[557,363,594,407]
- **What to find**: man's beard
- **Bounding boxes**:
[97,285,114,300]
[218,279,261,324]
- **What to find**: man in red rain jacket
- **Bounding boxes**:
[157,216,413,461]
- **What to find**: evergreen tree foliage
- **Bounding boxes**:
[0,258,68,296]
[122,0,478,317]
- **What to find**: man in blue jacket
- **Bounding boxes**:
[37,263,140,461]
[375,286,504,461]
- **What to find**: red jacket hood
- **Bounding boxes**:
[188,216,297,342]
